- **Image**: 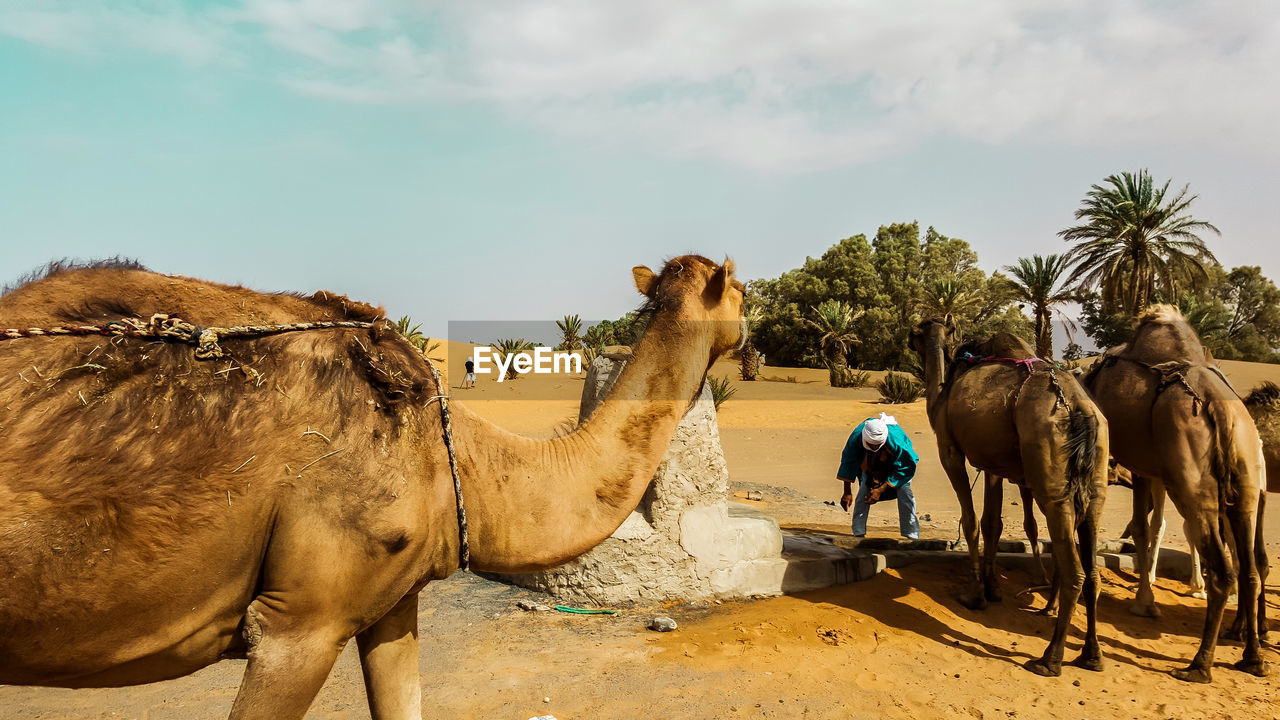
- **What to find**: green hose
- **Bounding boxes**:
[553,604,620,616]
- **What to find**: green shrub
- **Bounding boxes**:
[828,365,872,388]
[708,376,737,410]
[877,372,924,403]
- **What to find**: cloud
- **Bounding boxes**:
[0,2,229,65]
[5,0,1278,172]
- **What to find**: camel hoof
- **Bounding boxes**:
[1129,603,1161,618]
[1222,626,1245,642]
[1171,666,1212,684]
[1072,655,1104,672]
[1235,659,1269,678]
[958,592,988,611]
[1190,590,1207,600]
[1023,659,1061,677]
[984,586,1003,603]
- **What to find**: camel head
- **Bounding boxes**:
[908,314,957,359]
[631,255,745,357]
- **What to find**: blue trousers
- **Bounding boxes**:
[852,476,919,539]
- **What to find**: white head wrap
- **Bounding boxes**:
[862,412,899,450]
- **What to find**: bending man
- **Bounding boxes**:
[837,413,920,540]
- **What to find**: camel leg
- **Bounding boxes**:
[1128,474,1161,618]
[1257,491,1270,643]
[1223,497,1267,677]
[228,603,349,720]
[1171,512,1235,684]
[1227,491,1268,642]
[1020,484,1049,586]
[1187,517,1206,599]
[981,474,1005,602]
[941,449,985,610]
[1071,508,1104,671]
[1147,482,1168,592]
[357,593,423,720]
[1025,505,1083,678]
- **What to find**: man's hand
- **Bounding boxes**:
[839,493,854,512]
[866,485,884,504]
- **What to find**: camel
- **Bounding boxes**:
[909,317,1110,677]
[1244,381,1280,494]
[0,256,745,719]
[1082,305,1268,683]
[1116,380,1279,616]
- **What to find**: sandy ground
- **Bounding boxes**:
[5,566,1276,719]
[4,350,1279,719]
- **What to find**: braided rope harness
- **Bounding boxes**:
[958,352,1070,411]
[3,313,470,569]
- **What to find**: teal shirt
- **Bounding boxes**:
[837,421,919,487]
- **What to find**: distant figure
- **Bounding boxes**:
[837,413,920,539]
[463,357,476,389]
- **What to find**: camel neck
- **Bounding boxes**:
[923,339,947,414]
[449,311,716,573]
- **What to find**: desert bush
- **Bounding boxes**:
[847,369,873,387]
[877,372,924,403]
[708,376,737,410]
[490,338,535,379]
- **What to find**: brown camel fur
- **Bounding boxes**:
[1082,304,1268,683]
[0,256,744,719]
[1243,381,1280,495]
[909,317,1110,677]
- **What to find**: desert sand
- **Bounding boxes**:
[3,347,1277,719]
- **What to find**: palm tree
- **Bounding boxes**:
[1004,254,1075,359]
[556,314,583,352]
[739,306,763,381]
[918,279,982,320]
[804,299,863,370]
[394,315,443,361]
[1060,169,1220,315]
[394,315,424,344]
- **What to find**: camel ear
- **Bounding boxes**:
[632,266,659,298]
[943,314,956,332]
[704,259,736,303]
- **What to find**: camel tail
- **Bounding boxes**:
[1065,409,1099,517]
[1204,399,1243,508]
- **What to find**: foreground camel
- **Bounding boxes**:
[0,256,744,719]
[1083,305,1267,683]
[910,317,1109,676]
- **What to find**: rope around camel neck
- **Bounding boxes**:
[2,312,471,570]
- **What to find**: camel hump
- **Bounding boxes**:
[946,333,1037,386]
[1126,304,1207,365]
[952,333,1036,363]
[1,260,386,329]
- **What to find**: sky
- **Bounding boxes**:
[2,0,1278,341]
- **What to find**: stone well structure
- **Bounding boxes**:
[490,352,787,606]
